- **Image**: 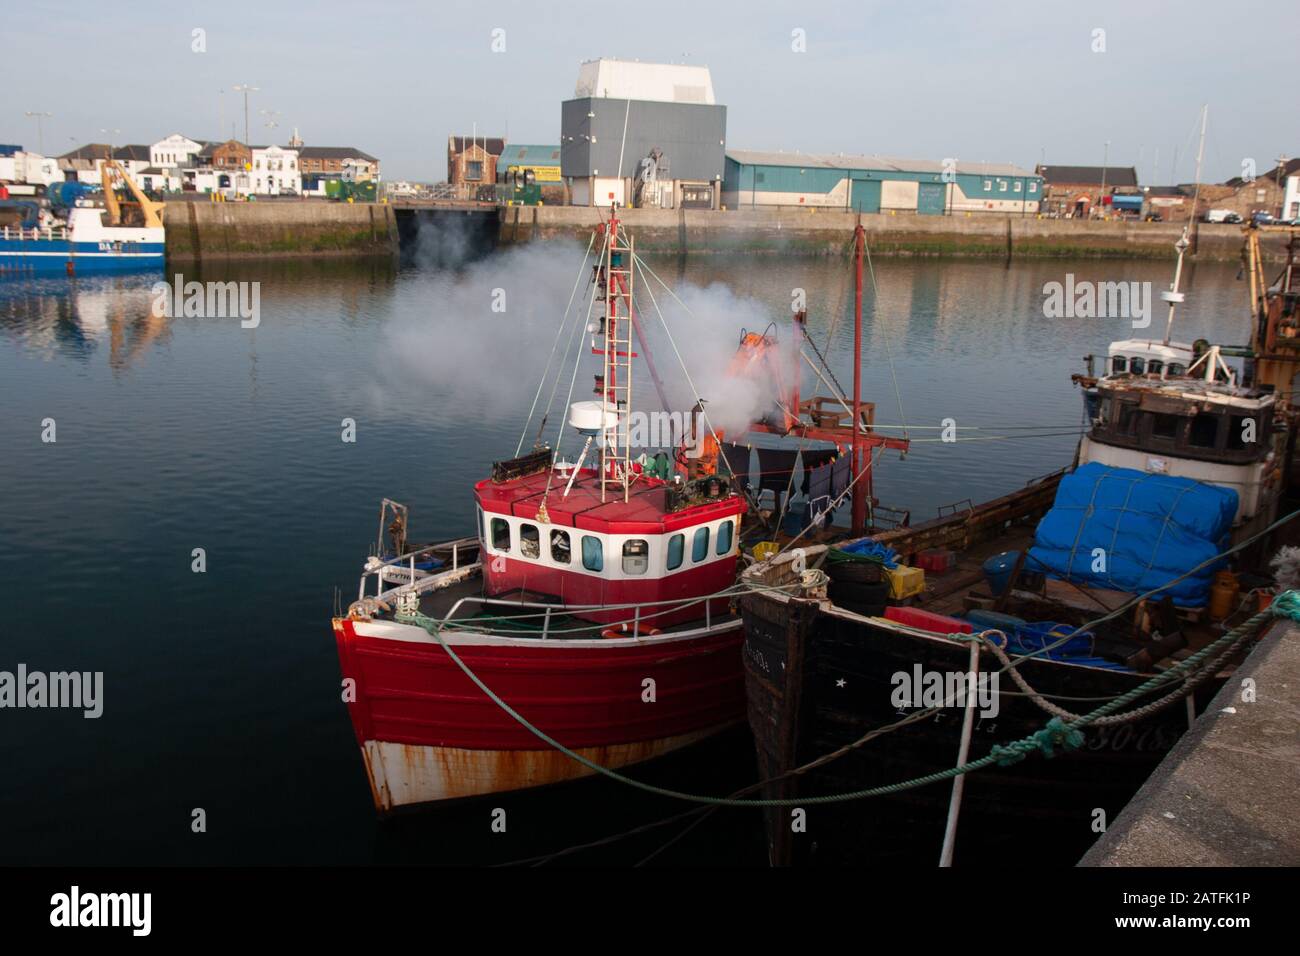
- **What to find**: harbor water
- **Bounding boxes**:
[0,243,1249,865]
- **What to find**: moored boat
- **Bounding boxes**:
[0,159,164,277]
[739,197,1291,865]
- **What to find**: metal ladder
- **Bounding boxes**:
[600,224,635,503]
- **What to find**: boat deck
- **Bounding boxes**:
[405,568,730,640]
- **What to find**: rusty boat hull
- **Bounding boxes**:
[333,613,745,811]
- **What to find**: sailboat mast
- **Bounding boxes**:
[1163,105,1208,345]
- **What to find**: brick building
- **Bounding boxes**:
[297,146,380,180]
[1219,158,1300,219]
[1035,164,1139,218]
[448,135,504,187]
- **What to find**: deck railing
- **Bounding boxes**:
[2,224,71,241]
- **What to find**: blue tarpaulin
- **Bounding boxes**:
[1027,463,1237,607]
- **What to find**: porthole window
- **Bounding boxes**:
[666,533,685,571]
[491,518,511,552]
[520,523,540,559]
[581,535,604,572]
[623,539,649,575]
[550,529,571,564]
[716,520,734,556]
[692,527,710,563]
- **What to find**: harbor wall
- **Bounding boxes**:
[499,205,1268,261]
[161,200,1284,262]
[163,201,399,261]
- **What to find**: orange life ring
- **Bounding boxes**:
[601,624,662,639]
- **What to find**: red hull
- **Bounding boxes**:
[333,616,745,808]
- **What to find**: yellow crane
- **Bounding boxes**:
[99,158,164,229]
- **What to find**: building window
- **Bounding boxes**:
[466,160,483,181]
[581,535,604,572]
[754,171,765,184]
[1029,182,1038,193]
[550,529,571,564]
[692,527,710,563]
[520,523,540,559]
[998,180,1008,192]
[666,533,684,571]
[1013,181,1022,192]
[491,518,511,552]
[623,540,649,575]
[983,180,992,191]
[716,520,734,555]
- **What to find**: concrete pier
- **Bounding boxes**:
[1080,620,1300,866]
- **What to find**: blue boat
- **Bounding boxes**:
[0,160,164,278]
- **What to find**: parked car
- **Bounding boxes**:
[1252,211,1278,226]
[1204,209,1242,224]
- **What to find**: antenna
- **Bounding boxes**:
[1162,105,1208,346]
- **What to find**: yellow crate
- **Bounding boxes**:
[885,564,926,600]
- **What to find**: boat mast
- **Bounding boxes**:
[600,207,635,503]
[1162,104,1208,346]
[851,222,867,534]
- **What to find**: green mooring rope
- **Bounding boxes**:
[393,590,1288,807]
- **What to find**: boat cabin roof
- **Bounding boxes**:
[475,468,745,535]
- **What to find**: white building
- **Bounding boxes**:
[251,145,300,195]
[193,168,252,197]
[1284,174,1300,221]
[151,134,204,169]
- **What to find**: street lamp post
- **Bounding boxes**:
[232,84,259,144]
[25,111,52,155]
[1099,140,1110,220]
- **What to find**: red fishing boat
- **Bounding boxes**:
[333,211,756,811]
[333,210,903,812]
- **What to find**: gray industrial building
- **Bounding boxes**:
[560,59,726,209]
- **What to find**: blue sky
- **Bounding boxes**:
[3,0,1294,183]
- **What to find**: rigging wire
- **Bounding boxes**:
[515,230,597,456]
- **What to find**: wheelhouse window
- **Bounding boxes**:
[1129,357,1146,375]
[581,535,604,572]
[622,539,649,575]
[1189,413,1219,448]
[716,520,734,556]
[666,533,685,571]
[550,529,571,564]
[1111,356,1128,374]
[1117,404,1140,436]
[692,527,710,563]
[1151,413,1178,440]
[490,517,511,552]
[520,523,540,559]
[1148,359,1164,376]
[1167,363,1186,377]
